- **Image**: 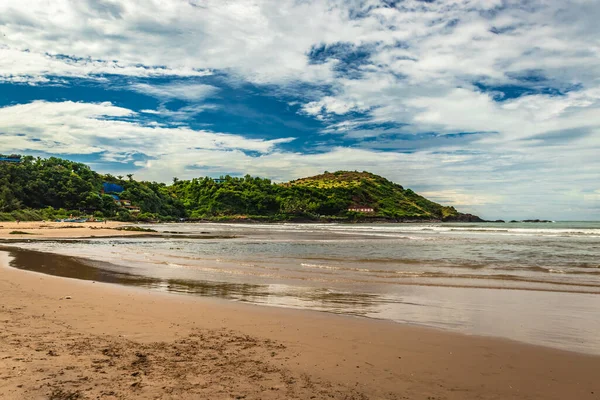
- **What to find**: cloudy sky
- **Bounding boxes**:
[1,0,599,220]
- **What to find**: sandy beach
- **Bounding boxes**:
[0,221,155,239]
[1,249,600,400]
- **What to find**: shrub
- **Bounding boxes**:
[93,211,104,218]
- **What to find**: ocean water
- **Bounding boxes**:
[2,221,600,354]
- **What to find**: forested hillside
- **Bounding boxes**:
[0,155,468,222]
[0,155,184,221]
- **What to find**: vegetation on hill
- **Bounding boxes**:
[281,171,459,220]
[0,155,184,222]
[0,155,467,222]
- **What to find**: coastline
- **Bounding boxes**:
[0,221,157,240]
[1,252,600,399]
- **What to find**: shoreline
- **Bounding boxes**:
[0,221,157,240]
[4,244,600,297]
[1,253,600,399]
[2,218,562,226]
[0,221,235,241]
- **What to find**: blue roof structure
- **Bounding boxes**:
[0,157,21,163]
[109,194,120,200]
[103,182,124,193]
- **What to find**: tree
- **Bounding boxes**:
[0,186,21,212]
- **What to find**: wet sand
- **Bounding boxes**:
[1,254,600,399]
[0,221,155,239]
[4,245,600,355]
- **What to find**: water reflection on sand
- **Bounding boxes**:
[2,221,600,355]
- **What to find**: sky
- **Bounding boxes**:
[0,0,599,220]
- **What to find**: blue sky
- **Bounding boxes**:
[0,0,599,220]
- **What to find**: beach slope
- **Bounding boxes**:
[1,258,599,399]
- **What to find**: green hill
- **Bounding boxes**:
[0,155,478,222]
[282,171,460,220]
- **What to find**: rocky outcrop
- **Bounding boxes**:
[442,213,485,222]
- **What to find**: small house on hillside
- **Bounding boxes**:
[107,193,133,207]
[213,178,226,184]
[125,205,140,213]
[348,206,374,213]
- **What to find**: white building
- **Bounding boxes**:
[348,207,374,213]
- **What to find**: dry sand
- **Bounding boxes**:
[0,221,155,239]
[1,252,600,399]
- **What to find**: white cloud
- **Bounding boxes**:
[399,87,600,140]
[302,96,368,117]
[140,104,218,120]
[130,82,219,101]
[419,190,504,208]
[0,0,346,83]
[0,47,211,82]
[0,101,294,156]
[1,0,599,92]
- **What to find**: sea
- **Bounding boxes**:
[2,221,600,354]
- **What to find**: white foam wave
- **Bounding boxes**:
[181,222,600,238]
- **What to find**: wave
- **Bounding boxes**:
[197,222,600,238]
[494,265,600,275]
[300,263,371,272]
